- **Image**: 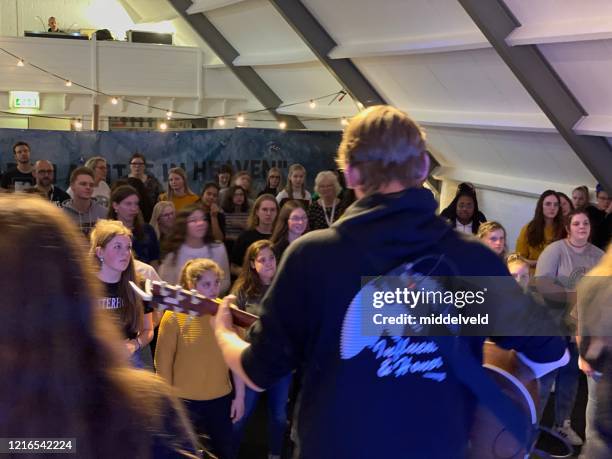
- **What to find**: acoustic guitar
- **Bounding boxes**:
[469,342,540,459]
[130,279,259,328]
[132,281,571,458]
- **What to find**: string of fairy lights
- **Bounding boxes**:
[0,45,356,130]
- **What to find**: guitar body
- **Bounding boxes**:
[468,342,540,459]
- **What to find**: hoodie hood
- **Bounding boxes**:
[333,187,453,265]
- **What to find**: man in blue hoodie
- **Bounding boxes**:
[212,106,568,458]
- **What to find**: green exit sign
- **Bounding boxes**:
[9,91,40,109]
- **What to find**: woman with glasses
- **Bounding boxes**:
[308,171,346,230]
[127,153,163,205]
[258,167,283,197]
[150,201,176,251]
[270,200,308,262]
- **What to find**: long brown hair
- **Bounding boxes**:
[108,185,145,239]
[270,200,307,246]
[161,204,212,266]
[246,194,279,230]
[526,190,564,247]
[90,219,143,337]
[221,185,250,213]
[0,195,196,458]
[231,240,276,301]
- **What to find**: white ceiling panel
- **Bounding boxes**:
[425,126,594,186]
[538,39,612,117]
[504,0,612,26]
[353,48,544,116]
[304,0,483,47]
[253,62,351,108]
[205,0,315,60]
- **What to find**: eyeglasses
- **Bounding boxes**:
[37,170,53,174]
[289,216,307,222]
[130,162,145,166]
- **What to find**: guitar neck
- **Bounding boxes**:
[149,281,259,328]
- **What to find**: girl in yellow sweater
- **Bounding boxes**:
[516,190,565,271]
[155,258,244,459]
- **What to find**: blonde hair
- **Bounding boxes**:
[284,163,307,199]
[477,221,507,258]
[149,201,175,239]
[314,170,341,196]
[178,258,224,290]
[506,252,529,268]
[84,156,106,170]
[336,105,427,195]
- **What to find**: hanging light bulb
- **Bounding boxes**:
[160,122,168,131]
[111,97,119,105]
[166,110,173,119]
[236,113,245,124]
[65,80,72,87]
[341,117,349,126]
[309,100,316,109]
[17,59,25,67]
[218,117,226,126]
[279,121,287,130]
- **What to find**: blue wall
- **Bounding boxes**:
[0,128,341,192]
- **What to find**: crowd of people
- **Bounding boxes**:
[0,105,610,459]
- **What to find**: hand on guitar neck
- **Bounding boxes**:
[129,279,259,328]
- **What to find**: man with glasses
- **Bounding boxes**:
[31,160,70,205]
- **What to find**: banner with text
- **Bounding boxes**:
[0,128,341,191]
